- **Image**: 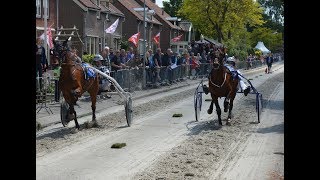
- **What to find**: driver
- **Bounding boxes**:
[225,56,251,96]
[93,54,112,99]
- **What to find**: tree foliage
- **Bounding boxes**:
[257,0,284,33]
[179,0,264,43]
[163,0,183,17]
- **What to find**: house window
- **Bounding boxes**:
[98,38,102,52]
[36,0,41,18]
[86,36,98,55]
[46,0,49,19]
[42,0,49,19]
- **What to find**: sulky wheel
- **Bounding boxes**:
[256,93,263,123]
[194,89,202,122]
[125,96,133,127]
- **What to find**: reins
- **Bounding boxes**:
[209,71,227,88]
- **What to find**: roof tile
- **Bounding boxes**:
[116,0,162,25]
[136,0,182,30]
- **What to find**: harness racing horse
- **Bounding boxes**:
[205,48,239,126]
[53,39,99,129]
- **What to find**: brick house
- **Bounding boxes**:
[36,0,58,65]
[135,0,191,54]
[112,0,162,54]
[57,0,124,55]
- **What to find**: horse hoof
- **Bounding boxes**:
[218,121,222,126]
[71,128,79,134]
[92,121,99,128]
[224,109,228,112]
[207,109,212,114]
[226,121,231,126]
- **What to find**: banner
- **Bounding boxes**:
[153,32,160,44]
[128,32,140,47]
[171,34,183,42]
[105,18,119,34]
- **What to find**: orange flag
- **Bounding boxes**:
[171,34,183,42]
[128,32,140,47]
[153,32,160,44]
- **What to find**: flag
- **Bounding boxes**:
[40,27,54,49]
[105,18,119,34]
[153,32,160,44]
[128,32,140,47]
[171,34,183,42]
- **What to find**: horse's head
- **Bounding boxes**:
[211,48,225,70]
[53,39,72,64]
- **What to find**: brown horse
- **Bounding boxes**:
[205,48,239,126]
[53,39,99,129]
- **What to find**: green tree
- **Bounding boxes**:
[257,0,284,33]
[179,0,264,43]
[163,0,183,17]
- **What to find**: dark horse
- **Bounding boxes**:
[204,48,239,126]
[53,39,99,129]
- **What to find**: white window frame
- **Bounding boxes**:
[86,36,98,55]
[42,0,49,19]
[36,0,41,18]
[45,0,50,19]
[98,38,102,52]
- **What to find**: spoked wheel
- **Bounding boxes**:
[194,89,203,122]
[125,96,133,127]
[256,93,263,123]
[60,97,70,127]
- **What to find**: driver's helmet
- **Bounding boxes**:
[93,54,104,61]
[226,56,236,65]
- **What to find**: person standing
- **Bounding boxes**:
[36,37,47,90]
[266,53,273,73]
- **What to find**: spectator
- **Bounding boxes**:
[265,53,273,73]
[246,54,253,70]
[162,49,173,84]
[101,46,111,68]
[36,37,48,90]
[119,49,128,64]
[190,52,201,79]
[152,48,162,82]
[110,50,127,73]
[126,47,135,62]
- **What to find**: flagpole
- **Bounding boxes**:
[43,0,49,65]
[142,0,146,89]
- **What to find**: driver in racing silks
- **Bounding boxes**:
[224,56,251,96]
[93,54,113,99]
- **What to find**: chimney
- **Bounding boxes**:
[162,10,164,15]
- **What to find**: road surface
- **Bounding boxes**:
[36,62,284,179]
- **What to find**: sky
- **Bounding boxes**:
[156,0,168,8]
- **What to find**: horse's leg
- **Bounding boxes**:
[207,95,214,114]
[224,97,230,112]
[214,99,222,125]
[226,99,234,126]
[69,104,80,129]
[88,78,99,126]
[73,110,80,130]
